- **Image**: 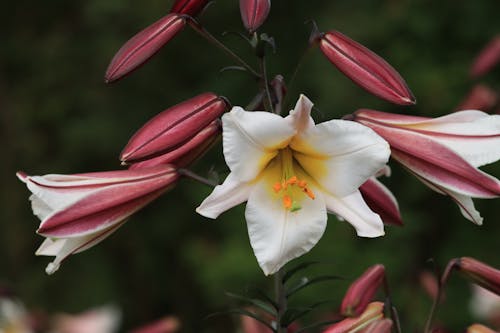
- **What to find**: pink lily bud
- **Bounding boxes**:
[467,324,497,333]
[470,35,500,78]
[359,167,402,226]
[319,31,415,105]
[456,84,498,112]
[17,166,179,274]
[239,0,271,33]
[170,0,209,17]
[323,302,384,333]
[353,109,500,225]
[121,93,228,164]
[130,316,181,333]
[105,14,186,83]
[341,264,385,317]
[454,257,500,295]
[360,318,392,333]
[128,119,221,169]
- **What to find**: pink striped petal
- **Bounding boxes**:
[239,0,271,33]
[105,14,186,83]
[319,31,415,105]
[360,177,402,226]
[121,93,227,163]
[128,119,221,169]
[322,302,384,333]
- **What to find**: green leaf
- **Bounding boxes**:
[286,275,342,298]
[281,300,334,325]
[282,261,321,284]
[225,292,277,316]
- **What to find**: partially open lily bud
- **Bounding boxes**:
[121,93,228,163]
[467,324,497,333]
[239,0,271,33]
[128,120,221,169]
[470,35,500,78]
[361,318,393,333]
[170,0,209,17]
[341,264,385,317]
[452,257,500,295]
[323,302,385,333]
[319,31,415,105]
[105,14,186,83]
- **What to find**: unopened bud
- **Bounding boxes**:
[362,318,393,333]
[323,302,384,333]
[453,257,500,295]
[121,93,228,163]
[466,324,497,333]
[239,0,271,33]
[170,0,209,17]
[319,31,415,105]
[129,120,221,169]
[470,35,500,78]
[105,14,185,83]
[456,84,498,112]
[341,264,385,317]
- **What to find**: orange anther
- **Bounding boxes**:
[287,176,298,185]
[273,182,282,193]
[298,180,307,188]
[304,187,315,199]
[283,195,292,209]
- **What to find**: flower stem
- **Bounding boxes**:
[260,56,275,114]
[187,19,262,80]
[274,268,288,333]
[383,276,402,333]
[178,168,218,187]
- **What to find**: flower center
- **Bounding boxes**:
[272,148,315,212]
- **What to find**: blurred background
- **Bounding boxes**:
[1,0,499,332]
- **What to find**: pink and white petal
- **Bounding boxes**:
[412,172,483,225]
[222,107,296,181]
[36,220,125,275]
[324,190,385,238]
[245,181,327,276]
[291,120,390,197]
[196,173,251,219]
[286,94,316,133]
[360,178,402,226]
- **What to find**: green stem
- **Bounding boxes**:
[274,268,287,333]
[383,277,401,333]
[260,56,275,114]
[187,19,262,80]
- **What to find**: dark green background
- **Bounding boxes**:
[1,0,499,332]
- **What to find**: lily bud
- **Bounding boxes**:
[455,257,500,295]
[239,0,271,33]
[130,316,181,333]
[470,35,500,78]
[353,109,500,225]
[319,31,415,105]
[466,324,497,333]
[170,0,209,17]
[17,166,179,274]
[361,318,393,333]
[359,167,402,226]
[105,14,186,83]
[323,302,384,333]
[341,264,385,317]
[128,120,221,169]
[456,84,498,112]
[121,93,228,163]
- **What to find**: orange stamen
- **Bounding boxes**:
[304,187,315,199]
[298,180,307,188]
[287,176,298,185]
[273,182,282,193]
[283,195,292,209]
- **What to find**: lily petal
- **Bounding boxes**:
[287,94,316,133]
[291,119,390,197]
[324,190,385,238]
[196,173,252,219]
[222,107,295,181]
[245,166,327,275]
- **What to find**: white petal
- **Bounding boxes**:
[245,176,327,275]
[291,120,390,196]
[222,107,296,181]
[324,190,385,237]
[196,173,251,219]
[414,111,500,167]
[286,94,316,132]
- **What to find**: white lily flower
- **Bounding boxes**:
[196,95,390,275]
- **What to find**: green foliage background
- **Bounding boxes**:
[1,0,499,332]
